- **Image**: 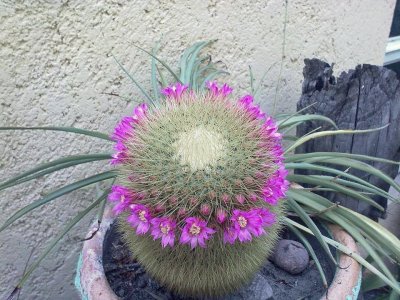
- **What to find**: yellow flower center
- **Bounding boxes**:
[138,210,147,222]
[160,224,171,234]
[238,216,247,228]
[189,223,201,235]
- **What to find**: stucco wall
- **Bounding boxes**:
[0,0,395,299]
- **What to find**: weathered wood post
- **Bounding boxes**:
[296,59,400,220]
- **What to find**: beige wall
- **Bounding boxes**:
[0,0,395,298]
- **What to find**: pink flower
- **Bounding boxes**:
[112,116,134,142]
[178,207,188,216]
[206,81,233,97]
[127,204,152,235]
[236,194,245,204]
[132,103,148,124]
[231,209,265,242]
[261,117,282,140]
[110,141,128,165]
[200,204,211,215]
[216,208,227,224]
[151,217,176,248]
[255,207,276,227]
[249,193,258,202]
[110,103,148,164]
[238,95,265,120]
[271,144,284,164]
[223,226,238,245]
[262,165,289,205]
[189,197,198,206]
[162,83,188,99]
[179,217,216,249]
[108,185,133,215]
[155,203,166,213]
[221,193,230,204]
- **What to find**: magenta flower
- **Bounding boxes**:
[127,204,152,235]
[155,203,166,213]
[271,144,284,164]
[110,141,128,165]
[249,193,258,202]
[255,207,276,227]
[132,103,148,124]
[178,207,188,216]
[200,204,211,215]
[162,83,188,99]
[112,116,134,142]
[151,217,176,248]
[221,193,230,204]
[236,194,245,204]
[223,226,238,245]
[262,165,289,205]
[179,217,216,249]
[261,117,282,141]
[111,103,148,164]
[206,81,233,97]
[231,209,264,242]
[216,208,227,224]
[108,185,133,215]
[238,95,265,120]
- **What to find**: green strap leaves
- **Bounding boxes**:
[0,126,113,141]
[0,153,112,192]
[0,171,116,233]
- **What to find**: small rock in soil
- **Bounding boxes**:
[271,239,309,274]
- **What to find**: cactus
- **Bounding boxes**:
[108,81,288,297]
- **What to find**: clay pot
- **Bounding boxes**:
[74,205,361,300]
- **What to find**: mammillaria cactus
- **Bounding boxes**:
[108,81,288,297]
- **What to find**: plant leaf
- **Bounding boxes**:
[285,162,396,202]
[277,114,338,130]
[179,40,216,85]
[112,54,156,107]
[0,127,112,141]
[284,125,389,154]
[295,157,400,194]
[0,154,112,191]
[285,221,328,288]
[131,44,181,83]
[287,194,337,265]
[287,175,385,211]
[290,189,399,283]
[14,189,109,290]
[285,152,400,165]
[284,217,400,294]
[0,171,116,232]
[151,43,161,102]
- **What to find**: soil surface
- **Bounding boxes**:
[103,220,335,300]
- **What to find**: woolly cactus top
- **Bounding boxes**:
[108,82,288,249]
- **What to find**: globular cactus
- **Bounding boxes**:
[108,81,288,297]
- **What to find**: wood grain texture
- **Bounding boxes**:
[296,59,400,220]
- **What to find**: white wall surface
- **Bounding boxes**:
[0,0,395,299]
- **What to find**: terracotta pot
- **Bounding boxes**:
[74,205,361,300]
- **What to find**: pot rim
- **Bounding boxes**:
[74,205,361,300]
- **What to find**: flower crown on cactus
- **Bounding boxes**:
[108,81,289,249]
